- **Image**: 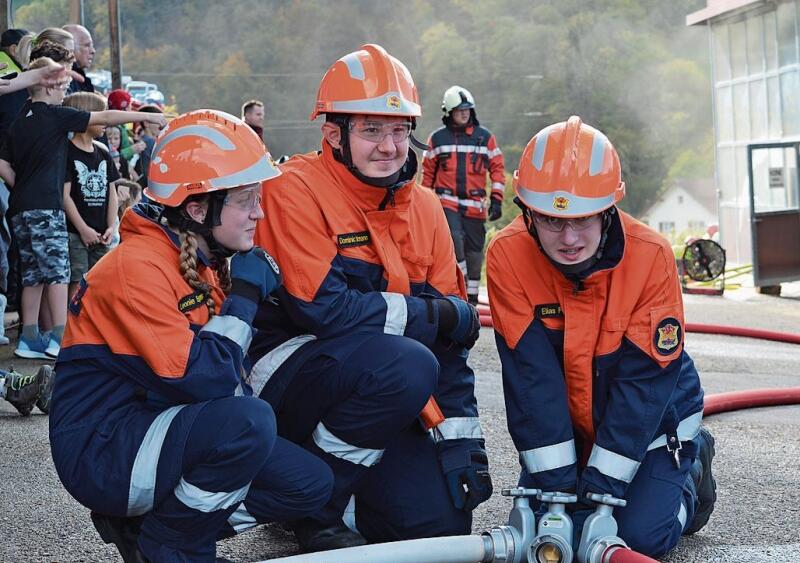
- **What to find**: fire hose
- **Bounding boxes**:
[260,302,800,563]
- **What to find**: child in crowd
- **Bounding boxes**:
[62,92,119,299]
[0,44,166,361]
[106,126,137,181]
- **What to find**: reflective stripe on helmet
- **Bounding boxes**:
[152,124,236,161]
[340,52,365,80]
[330,92,421,116]
[208,154,280,190]
[516,187,616,218]
[589,130,611,176]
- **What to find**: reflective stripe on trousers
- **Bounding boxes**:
[312,421,384,467]
[128,405,187,516]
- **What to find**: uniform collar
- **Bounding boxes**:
[320,140,418,211]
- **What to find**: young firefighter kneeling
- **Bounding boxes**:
[49,111,333,562]
[486,116,717,558]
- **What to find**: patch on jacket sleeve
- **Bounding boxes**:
[653,317,682,356]
[337,231,371,248]
[178,289,208,313]
[68,277,89,315]
[535,303,563,319]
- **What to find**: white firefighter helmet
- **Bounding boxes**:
[441,85,475,116]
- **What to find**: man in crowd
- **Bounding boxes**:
[63,24,95,94]
[422,85,505,305]
[250,44,491,553]
[242,99,265,143]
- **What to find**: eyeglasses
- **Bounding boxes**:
[532,212,599,232]
[349,121,412,143]
[224,188,262,211]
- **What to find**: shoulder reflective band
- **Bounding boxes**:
[381,292,408,335]
[520,439,577,474]
[312,421,384,467]
[587,445,639,483]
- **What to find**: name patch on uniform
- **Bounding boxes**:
[535,303,563,319]
[178,290,208,313]
[654,317,682,355]
[337,231,371,248]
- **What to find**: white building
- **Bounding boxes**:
[641,179,718,237]
[688,0,800,283]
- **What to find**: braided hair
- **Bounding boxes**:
[163,196,232,317]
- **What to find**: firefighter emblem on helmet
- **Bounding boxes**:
[654,318,682,355]
[387,95,402,110]
[553,196,570,211]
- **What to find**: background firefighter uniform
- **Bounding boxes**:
[487,210,705,558]
[250,142,485,541]
[50,205,332,561]
[422,124,505,299]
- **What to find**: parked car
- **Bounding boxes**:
[126,81,158,103]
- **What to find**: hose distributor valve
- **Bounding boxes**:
[577,493,627,563]
[528,491,577,563]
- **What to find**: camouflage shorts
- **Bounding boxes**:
[10,209,70,286]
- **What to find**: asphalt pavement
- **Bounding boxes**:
[1,283,798,562]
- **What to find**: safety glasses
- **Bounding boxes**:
[531,211,600,232]
[223,187,262,211]
[349,120,412,143]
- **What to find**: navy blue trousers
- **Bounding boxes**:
[264,333,471,541]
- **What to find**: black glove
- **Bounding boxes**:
[230,246,282,303]
[488,200,503,222]
[436,296,480,349]
[438,439,493,511]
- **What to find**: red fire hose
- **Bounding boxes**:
[475,304,800,345]
[604,545,659,563]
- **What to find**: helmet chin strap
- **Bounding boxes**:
[328,113,420,208]
[515,197,615,277]
[162,192,236,264]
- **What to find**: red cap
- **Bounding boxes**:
[107,89,132,110]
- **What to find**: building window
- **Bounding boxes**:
[659,221,676,234]
[689,220,706,231]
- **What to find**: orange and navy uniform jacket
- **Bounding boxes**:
[250,142,480,429]
[51,204,255,437]
[486,210,704,499]
[422,124,505,220]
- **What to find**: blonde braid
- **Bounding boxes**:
[178,229,217,317]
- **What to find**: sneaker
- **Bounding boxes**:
[14,335,52,360]
[291,519,367,553]
[45,338,60,359]
[91,512,147,563]
[0,335,8,346]
[35,365,55,414]
[3,368,45,416]
[685,427,717,534]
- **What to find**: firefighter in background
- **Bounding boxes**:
[250,44,491,553]
[486,116,717,558]
[49,111,333,562]
[422,86,505,305]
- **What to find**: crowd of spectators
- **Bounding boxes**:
[0,24,165,360]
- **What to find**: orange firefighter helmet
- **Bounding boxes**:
[513,115,625,218]
[144,109,280,207]
[309,43,421,120]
